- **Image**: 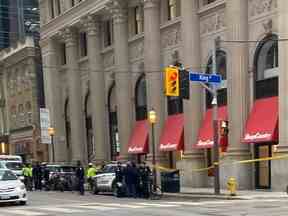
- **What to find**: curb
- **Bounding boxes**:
[163,193,248,200]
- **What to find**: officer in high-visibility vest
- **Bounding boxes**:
[22,163,33,191]
[86,163,97,192]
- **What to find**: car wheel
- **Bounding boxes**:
[93,186,99,195]
[112,184,118,197]
[19,201,27,206]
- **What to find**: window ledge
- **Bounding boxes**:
[78,56,88,63]
[160,17,181,30]
[128,33,144,43]
[198,0,225,15]
[101,46,114,54]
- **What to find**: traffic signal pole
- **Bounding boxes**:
[212,37,220,195]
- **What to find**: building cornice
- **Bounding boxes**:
[40,0,110,42]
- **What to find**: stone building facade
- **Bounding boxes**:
[0,37,48,162]
[39,0,288,191]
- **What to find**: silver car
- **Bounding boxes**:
[0,169,27,205]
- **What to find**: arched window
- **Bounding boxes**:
[135,74,147,120]
[108,82,120,160]
[64,99,71,155]
[255,34,278,81]
[84,92,94,162]
[254,34,278,99]
[206,50,227,108]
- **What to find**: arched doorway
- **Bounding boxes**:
[253,34,278,189]
[64,99,72,162]
[84,92,94,162]
[108,82,119,160]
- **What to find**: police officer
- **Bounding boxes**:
[75,161,85,195]
[139,162,151,198]
[33,162,42,190]
[115,161,123,183]
[22,163,33,191]
[86,163,97,192]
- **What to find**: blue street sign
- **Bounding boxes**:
[189,72,222,84]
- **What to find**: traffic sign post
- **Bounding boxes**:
[188,37,221,195]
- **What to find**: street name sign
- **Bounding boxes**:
[189,72,222,84]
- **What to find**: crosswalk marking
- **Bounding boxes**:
[1,200,257,216]
[98,203,145,209]
[37,206,83,213]
[0,209,47,216]
[134,202,179,207]
[77,205,118,211]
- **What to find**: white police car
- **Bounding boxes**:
[0,169,27,205]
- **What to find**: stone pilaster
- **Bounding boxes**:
[41,39,66,162]
[272,0,288,191]
[180,0,206,187]
[143,0,166,164]
[224,0,252,189]
[107,0,133,159]
[81,15,108,163]
[60,27,85,163]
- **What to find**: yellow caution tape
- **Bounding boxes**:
[150,154,288,173]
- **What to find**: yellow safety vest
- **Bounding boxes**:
[22,167,29,177]
[87,167,97,178]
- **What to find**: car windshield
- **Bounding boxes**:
[0,170,18,181]
[101,165,116,173]
[60,166,75,173]
[5,162,23,171]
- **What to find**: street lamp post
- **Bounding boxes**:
[148,109,157,191]
[48,127,55,163]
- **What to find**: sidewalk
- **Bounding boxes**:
[164,187,288,200]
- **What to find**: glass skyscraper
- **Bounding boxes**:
[0,0,39,49]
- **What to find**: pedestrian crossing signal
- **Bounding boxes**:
[165,67,179,97]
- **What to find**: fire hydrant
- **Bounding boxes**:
[227,177,237,196]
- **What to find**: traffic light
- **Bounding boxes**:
[165,67,179,96]
[179,69,190,100]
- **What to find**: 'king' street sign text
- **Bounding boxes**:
[189,72,222,84]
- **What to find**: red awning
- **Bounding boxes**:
[127,120,149,154]
[159,114,184,152]
[195,106,228,149]
[242,96,278,143]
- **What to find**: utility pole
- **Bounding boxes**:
[212,37,220,195]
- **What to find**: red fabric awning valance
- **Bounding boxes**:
[127,120,149,154]
[242,96,278,143]
[159,114,184,152]
[194,106,228,149]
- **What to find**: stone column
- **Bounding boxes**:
[224,0,251,189]
[61,28,85,162]
[82,15,108,162]
[41,39,67,162]
[180,0,206,187]
[272,0,288,191]
[143,0,165,163]
[109,1,133,158]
